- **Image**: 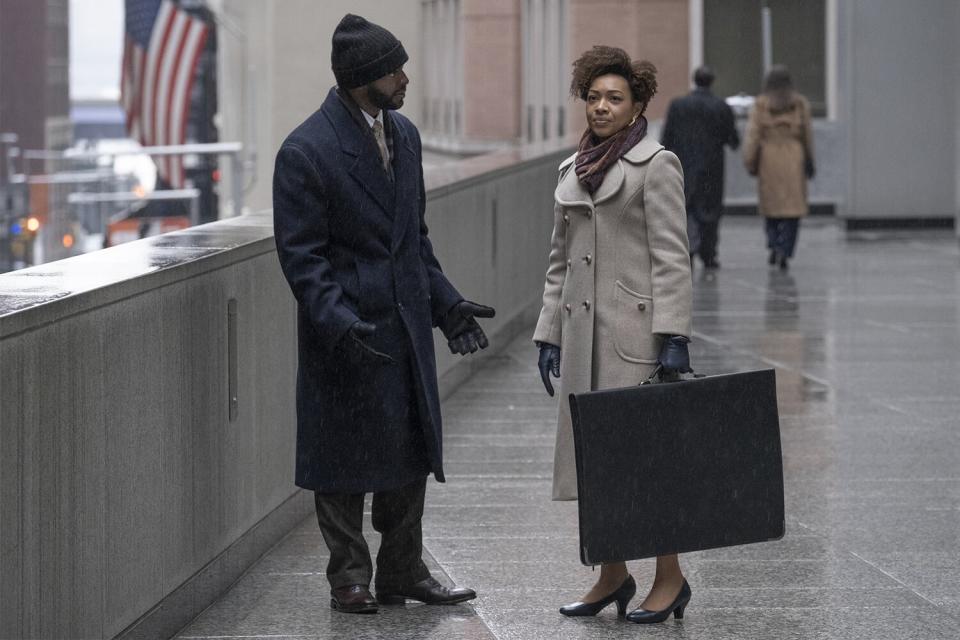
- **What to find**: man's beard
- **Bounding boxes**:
[366,84,404,111]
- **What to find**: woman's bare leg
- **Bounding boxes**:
[638,554,685,610]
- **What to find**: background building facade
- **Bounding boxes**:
[0,0,72,170]
[0,0,71,271]
[213,0,959,229]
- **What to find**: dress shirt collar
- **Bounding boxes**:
[361,108,384,129]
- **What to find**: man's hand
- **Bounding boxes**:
[345,321,396,364]
[657,335,692,376]
[441,300,496,355]
[537,342,561,396]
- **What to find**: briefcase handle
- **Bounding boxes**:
[640,364,706,385]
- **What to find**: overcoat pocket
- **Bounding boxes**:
[613,280,658,364]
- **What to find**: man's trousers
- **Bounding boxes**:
[765,217,800,258]
[687,207,722,263]
[314,476,431,591]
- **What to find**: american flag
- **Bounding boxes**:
[120,0,209,189]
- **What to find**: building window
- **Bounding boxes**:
[422,0,464,139]
[420,0,463,137]
[704,0,826,116]
[522,0,567,143]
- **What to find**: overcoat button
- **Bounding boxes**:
[397,302,404,310]
[583,300,591,311]
[586,210,593,219]
[566,258,572,268]
[564,304,572,314]
[563,214,570,223]
[637,302,646,311]
[584,253,592,265]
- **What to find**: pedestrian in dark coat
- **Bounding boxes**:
[273,14,493,614]
[661,66,739,269]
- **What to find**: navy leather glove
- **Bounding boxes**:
[441,300,496,355]
[345,321,396,364]
[658,335,692,375]
[805,157,816,180]
[537,342,561,396]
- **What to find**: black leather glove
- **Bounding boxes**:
[344,321,396,364]
[537,342,561,397]
[440,300,496,355]
[804,157,816,180]
[657,335,692,376]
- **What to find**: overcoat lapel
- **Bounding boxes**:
[555,154,593,208]
[389,113,420,251]
[592,161,625,205]
[554,154,625,208]
[348,153,396,218]
[554,137,664,209]
[322,90,396,217]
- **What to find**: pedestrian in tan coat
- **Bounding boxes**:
[743,65,815,270]
[532,45,694,624]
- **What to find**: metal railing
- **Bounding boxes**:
[0,136,244,272]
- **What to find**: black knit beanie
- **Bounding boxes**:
[331,14,408,89]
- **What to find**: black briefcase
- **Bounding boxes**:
[569,369,785,565]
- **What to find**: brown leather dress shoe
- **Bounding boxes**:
[377,576,476,605]
[330,584,378,613]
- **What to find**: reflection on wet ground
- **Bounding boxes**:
[178,217,960,639]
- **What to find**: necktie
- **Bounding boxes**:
[372,120,390,172]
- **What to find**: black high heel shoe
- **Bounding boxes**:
[559,575,636,617]
[625,579,691,624]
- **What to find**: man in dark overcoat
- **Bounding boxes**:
[661,66,740,269]
[272,14,494,614]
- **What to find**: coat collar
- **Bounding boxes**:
[622,136,664,165]
[321,87,412,218]
[555,137,664,208]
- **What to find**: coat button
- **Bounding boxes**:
[637,302,646,311]
[583,253,592,265]
[586,210,593,219]
[566,258,572,268]
[563,214,570,223]
[397,302,404,310]
[564,303,572,314]
[583,300,591,311]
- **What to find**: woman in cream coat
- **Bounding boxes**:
[743,65,815,271]
[533,46,694,624]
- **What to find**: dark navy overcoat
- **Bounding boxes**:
[661,87,740,213]
[273,88,462,493]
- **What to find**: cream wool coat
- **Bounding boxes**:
[533,137,693,501]
[743,94,814,218]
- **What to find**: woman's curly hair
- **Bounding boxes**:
[570,46,658,112]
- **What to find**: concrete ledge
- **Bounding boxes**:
[0,219,278,340]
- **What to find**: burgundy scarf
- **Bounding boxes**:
[575,115,648,194]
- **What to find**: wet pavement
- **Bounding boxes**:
[176,217,960,640]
